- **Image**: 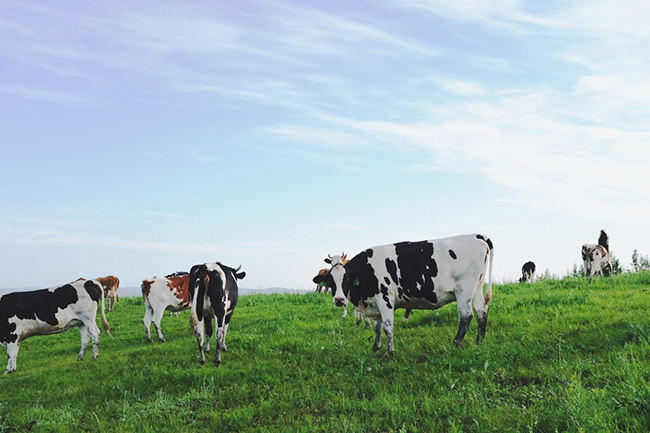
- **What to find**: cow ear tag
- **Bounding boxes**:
[353,278,360,286]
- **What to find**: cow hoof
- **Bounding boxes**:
[3,370,13,375]
[159,338,167,343]
[77,355,84,361]
[372,344,381,352]
[214,361,221,367]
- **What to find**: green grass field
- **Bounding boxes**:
[2,272,650,432]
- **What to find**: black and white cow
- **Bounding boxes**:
[519,261,536,283]
[325,234,494,354]
[189,262,245,367]
[582,230,612,283]
[0,278,111,374]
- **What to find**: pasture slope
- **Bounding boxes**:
[1,272,650,432]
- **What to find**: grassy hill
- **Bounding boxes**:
[1,273,650,432]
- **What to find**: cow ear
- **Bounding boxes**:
[324,258,332,264]
[313,274,325,284]
[235,272,246,280]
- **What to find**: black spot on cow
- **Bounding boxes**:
[476,234,494,250]
[366,248,374,258]
[0,285,79,344]
[84,280,102,302]
[385,258,399,285]
[384,277,391,286]
[449,249,457,260]
[380,284,392,309]
[344,251,380,308]
[394,241,438,304]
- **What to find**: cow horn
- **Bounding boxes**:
[328,254,332,260]
[235,265,242,272]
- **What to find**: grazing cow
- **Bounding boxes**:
[314,268,330,294]
[582,230,612,283]
[141,273,191,342]
[519,261,536,283]
[189,262,246,366]
[96,275,120,313]
[325,234,494,354]
[0,278,111,374]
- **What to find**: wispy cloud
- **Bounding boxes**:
[144,212,199,220]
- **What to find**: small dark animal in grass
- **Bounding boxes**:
[325,234,494,354]
[189,263,245,367]
[581,230,612,283]
[519,261,536,283]
[0,278,111,374]
[141,273,191,342]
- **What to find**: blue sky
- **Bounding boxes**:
[2,0,650,290]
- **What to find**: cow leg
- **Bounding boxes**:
[5,342,19,374]
[355,310,363,326]
[194,321,206,364]
[78,325,90,361]
[222,313,233,352]
[342,303,348,318]
[88,322,101,359]
[472,288,489,345]
[383,314,395,355]
[152,307,167,342]
[214,325,222,367]
[108,294,115,313]
[403,309,411,324]
[203,318,213,353]
[372,319,382,351]
[143,302,154,342]
[454,299,473,347]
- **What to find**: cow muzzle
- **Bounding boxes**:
[334,297,347,307]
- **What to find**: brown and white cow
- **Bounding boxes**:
[582,230,612,283]
[96,275,120,313]
[141,273,191,342]
[0,278,111,374]
[314,268,331,294]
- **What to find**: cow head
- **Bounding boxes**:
[325,254,349,308]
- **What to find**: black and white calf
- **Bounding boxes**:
[0,278,111,374]
[519,261,536,283]
[582,230,612,283]
[326,234,494,354]
[189,263,245,366]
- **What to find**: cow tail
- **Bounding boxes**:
[100,285,112,337]
[190,280,200,330]
[485,240,494,305]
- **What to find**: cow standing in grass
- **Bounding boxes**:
[96,275,120,313]
[519,261,536,283]
[582,230,612,283]
[189,263,245,366]
[0,278,111,374]
[324,234,494,354]
[141,273,191,342]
